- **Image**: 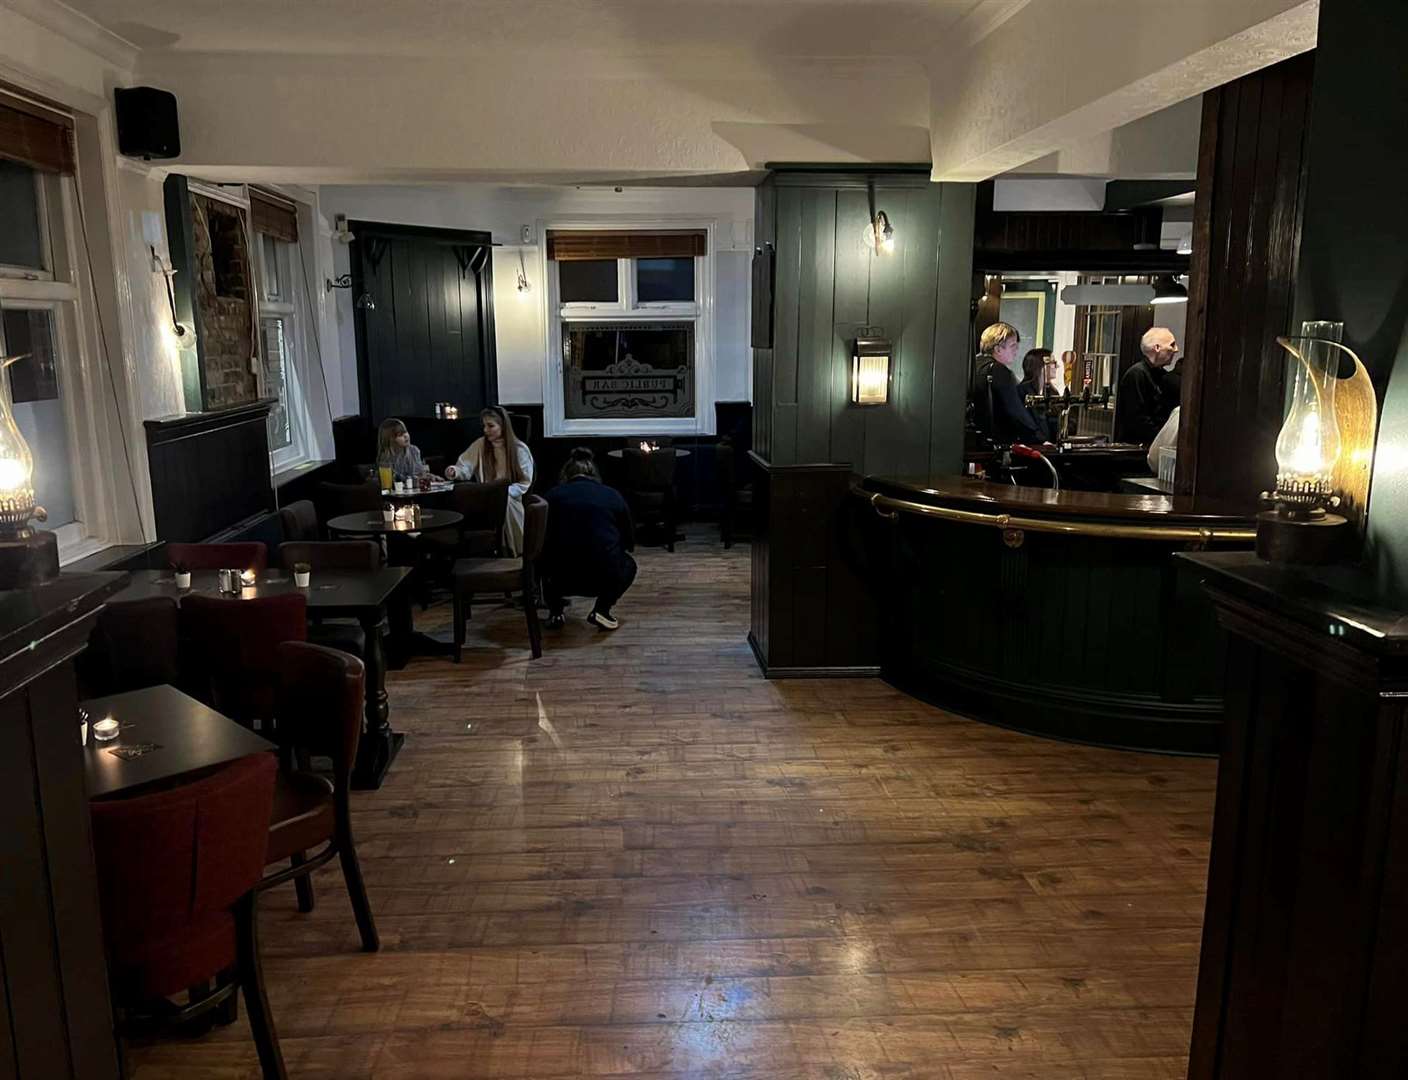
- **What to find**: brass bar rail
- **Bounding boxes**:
[862,488,1256,545]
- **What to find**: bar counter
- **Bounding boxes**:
[858,474,1256,754]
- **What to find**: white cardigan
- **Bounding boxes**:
[452,438,535,554]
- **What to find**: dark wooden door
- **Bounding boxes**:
[351,221,497,422]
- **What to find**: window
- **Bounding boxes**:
[0,160,48,273]
[253,229,308,466]
[1,306,78,530]
[545,225,715,437]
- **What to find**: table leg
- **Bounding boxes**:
[386,579,454,667]
[351,609,404,790]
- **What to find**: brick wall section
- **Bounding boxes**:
[191,194,258,409]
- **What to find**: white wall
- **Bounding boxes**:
[319,183,756,414]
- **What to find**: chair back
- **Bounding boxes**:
[180,593,307,726]
[623,448,677,491]
[507,411,533,443]
[521,494,549,562]
[319,480,382,520]
[449,481,510,531]
[77,596,180,698]
[279,540,381,572]
[275,642,366,783]
[278,499,319,543]
[90,754,276,994]
[167,542,268,573]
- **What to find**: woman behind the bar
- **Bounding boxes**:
[540,447,637,631]
[375,418,427,483]
[1018,348,1057,400]
[445,406,536,555]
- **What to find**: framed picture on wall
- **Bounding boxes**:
[1000,291,1047,350]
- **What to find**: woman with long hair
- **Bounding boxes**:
[445,406,536,555]
[375,418,427,483]
[540,447,636,631]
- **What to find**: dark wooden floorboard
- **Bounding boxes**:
[129,528,1215,1078]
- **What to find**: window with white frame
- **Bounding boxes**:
[252,221,313,471]
[544,226,715,437]
[0,155,111,561]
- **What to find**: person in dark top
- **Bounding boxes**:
[540,448,637,632]
[1114,326,1180,445]
[1018,348,1057,400]
[972,323,1052,444]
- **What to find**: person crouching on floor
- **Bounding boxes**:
[541,447,636,631]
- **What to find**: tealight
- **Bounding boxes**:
[240,568,257,587]
[92,716,119,741]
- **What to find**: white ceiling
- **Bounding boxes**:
[62,0,986,63]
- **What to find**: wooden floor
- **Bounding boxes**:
[131,529,1217,1079]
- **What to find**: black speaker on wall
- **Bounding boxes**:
[114,86,180,160]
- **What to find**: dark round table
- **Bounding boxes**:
[379,480,457,502]
[606,447,691,460]
[326,509,463,537]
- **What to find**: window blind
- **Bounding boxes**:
[0,91,75,174]
[249,188,299,243]
[546,230,707,261]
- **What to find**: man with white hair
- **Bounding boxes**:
[1114,326,1180,445]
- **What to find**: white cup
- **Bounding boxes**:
[174,571,192,588]
[294,570,311,587]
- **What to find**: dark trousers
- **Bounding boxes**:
[546,555,637,616]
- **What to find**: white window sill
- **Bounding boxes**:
[58,534,111,567]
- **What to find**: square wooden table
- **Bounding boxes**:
[82,684,274,800]
[107,567,412,789]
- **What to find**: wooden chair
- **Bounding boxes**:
[451,494,548,661]
[179,594,307,731]
[317,480,381,522]
[422,481,508,562]
[277,499,319,543]
[77,596,181,698]
[166,541,268,573]
[91,754,285,1079]
[278,540,382,572]
[261,642,378,952]
[620,448,678,552]
[715,437,754,549]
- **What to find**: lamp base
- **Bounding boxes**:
[0,529,60,590]
[1255,510,1349,565]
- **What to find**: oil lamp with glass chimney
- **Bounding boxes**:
[0,353,58,588]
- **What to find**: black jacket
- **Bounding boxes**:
[973,357,1052,444]
[1114,361,1174,445]
[541,476,635,586]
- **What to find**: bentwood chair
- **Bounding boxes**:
[277,541,383,660]
[166,541,269,573]
[180,593,307,731]
[77,596,181,698]
[277,499,320,543]
[262,642,378,952]
[91,753,285,1080]
[451,494,548,661]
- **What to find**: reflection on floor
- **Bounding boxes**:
[130,527,1216,1079]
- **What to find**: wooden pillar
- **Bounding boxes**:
[1176,52,1316,505]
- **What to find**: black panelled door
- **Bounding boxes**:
[351,221,497,422]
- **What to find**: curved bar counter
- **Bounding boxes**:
[859,475,1256,755]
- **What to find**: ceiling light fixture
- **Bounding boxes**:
[1151,275,1189,305]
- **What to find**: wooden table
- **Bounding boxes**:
[108,568,411,790]
[605,447,691,459]
[82,684,274,800]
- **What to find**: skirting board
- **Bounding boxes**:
[747,633,882,680]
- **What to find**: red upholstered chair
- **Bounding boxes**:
[76,596,181,698]
[261,642,378,952]
[90,754,285,1079]
[167,541,269,573]
[180,593,307,730]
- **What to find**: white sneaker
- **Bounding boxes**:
[587,609,620,631]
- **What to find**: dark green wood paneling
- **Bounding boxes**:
[797,189,838,466]
[829,188,873,469]
[771,187,804,465]
[930,184,976,474]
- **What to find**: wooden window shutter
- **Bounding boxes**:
[249,189,299,243]
[0,91,75,174]
[546,230,707,261]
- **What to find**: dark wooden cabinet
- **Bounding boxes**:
[1184,552,1408,1078]
[0,573,128,1080]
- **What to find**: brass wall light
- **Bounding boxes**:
[852,330,892,406]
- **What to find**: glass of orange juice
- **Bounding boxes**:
[377,465,393,492]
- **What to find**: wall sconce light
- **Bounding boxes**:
[1257,320,1379,564]
[1151,274,1189,305]
[852,330,893,406]
[355,293,376,311]
[150,245,188,341]
[516,250,531,298]
[0,351,58,587]
[863,210,895,256]
[332,214,355,244]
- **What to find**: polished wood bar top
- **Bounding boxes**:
[862,474,1254,525]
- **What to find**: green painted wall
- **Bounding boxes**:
[753,171,976,477]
